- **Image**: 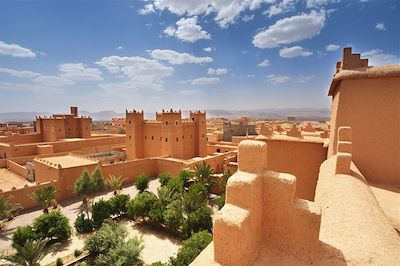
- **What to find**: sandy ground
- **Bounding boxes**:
[0,168,33,191]
[369,182,400,232]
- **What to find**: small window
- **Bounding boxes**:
[145,136,147,140]
[216,149,221,153]
[129,136,131,140]
[192,118,195,121]
[129,121,132,124]
[176,137,179,142]
[160,137,162,141]
[182,135,184,139]
[165,138,168,142]
[152,136,154,140]
[202,134,205,138]
[166,121,168,125]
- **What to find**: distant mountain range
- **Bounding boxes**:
[0,108,330,123]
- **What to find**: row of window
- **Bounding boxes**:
[128,134,205,141]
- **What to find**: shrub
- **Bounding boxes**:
[157,173,172,186]
[56,257,63,266]
[166,177,184,195]
[85,220,127,255]
[163,201,183,232]
[109,194,130,216]
[12,225,37,247]
[169,230,212,266]
[177,169,193,189]
[148,199,164,224]
[216,194,225,210]
[92,200,112,228]
[74,213,94,233]
[33,211,71,241]
[187,183,208,203]
[95,236,144,266]
[127,192,157,220]
[135,173,150,193]
[150,262,168,266]
[74,249,83,257]
[182,204,212,236]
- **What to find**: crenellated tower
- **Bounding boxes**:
[190,110,207,157]
[126,109,144,160]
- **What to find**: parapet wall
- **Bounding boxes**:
[7,160,28,178]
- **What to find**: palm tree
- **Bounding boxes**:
[107,175,123,195]
[0,195,22,229]
[193,163,214,192]
[1,238,56,266]
[31,186,57,213]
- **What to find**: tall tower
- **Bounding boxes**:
[70,106,78,117]
[126,109,144,160]
[190,111,207,157]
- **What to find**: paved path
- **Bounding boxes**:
[0,179,161,251]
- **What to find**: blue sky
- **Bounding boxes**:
[0,0,398,113]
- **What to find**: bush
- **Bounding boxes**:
[92,200,112,228]
[33,211,71,241]
[135,173,150,193]
[12,225,37,247]
[109,194,130,216]
[95,236,144,266]
[56,257,63,266]
[85,220,127,255]
[150,262,168,266]
[163,201,183,232]
[74,213,94,233]
[166,177,184,194]
[158,173,172,186]
[127,192,158,220]
[148,199,164,224]
[169,230,212,266]
[216,194,225,210]
[74,249,83,257]
[182,204,212,236]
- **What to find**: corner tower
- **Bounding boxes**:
[190,111,207,157]
[126,109,144,160]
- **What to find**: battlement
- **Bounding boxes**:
[336,47,368,73]
[156,108,181,115]
[126,109,144,114]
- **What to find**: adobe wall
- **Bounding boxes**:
[0,180,62,209]
[0,133,42,144]
[0,159,6,168]
[315,155,400,265]
[7,160,28,178]
[156,158,187,176]
[101,159,158,183]
[329,77,400,185]
[264,139,327,200]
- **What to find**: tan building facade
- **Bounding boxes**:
[126,109,207,160]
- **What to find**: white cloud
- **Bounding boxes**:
[263,0,296,17]
[146,0,274,28]
[191,77,220,85]
[279,46,313,58]
[164,16,210,42]
[58,63,103,81]
[0,67,40,78]
[116,46,123,50]
[306,0,339,8]
[179,89,200,95]
[257,59,270,67]
[325,44,340,51]
[266,74,290,84]
[96,55,174,91]
[149,49,213,65]
[203,47,216,52]
[208,68,228,75]
[253,10,326,48]
[361,49,399,66]
[242,14,255,22]
[375,22,386,31]
[0,40,36,58]
[138,3,155,15]
[295,75,315,83]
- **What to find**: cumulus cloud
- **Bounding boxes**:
[138,3,155,15]
[266,74,290,84]
[0,40,36,58]
[361,49,399,66]
[306,0,340,8]
[257,59,270,67]
[253,10,326,48]
[58,63,102,81]
[203,47,216,52]
[242,14,255,22]
[143,0,275,28]
[263,0,296,17]
[164,16,210,42]
[149,49,213,65]
[325,44,340,51]
[191,77,220,85]
[208,68,228,75]
[279,46,313,58]
[375,22,386,31]
[96,55,174,91]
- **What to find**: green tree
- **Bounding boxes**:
[12,225,38,248]
[127,192,157,220]
[33,211,71,241]
[31,186,57,214]
[96,237,144,266]
[92,167,106,195]
[109,194,130,216]
[1,238,56,266]
[157,173,172,186]
[107,175,123,195]
[169,230,212,266]
[0,195,22,228]
[134,173,150,193]
[85,220,127,255]
[92,200,112,228]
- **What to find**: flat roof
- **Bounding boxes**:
[0,168,33,191]
[35,155,97,168]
